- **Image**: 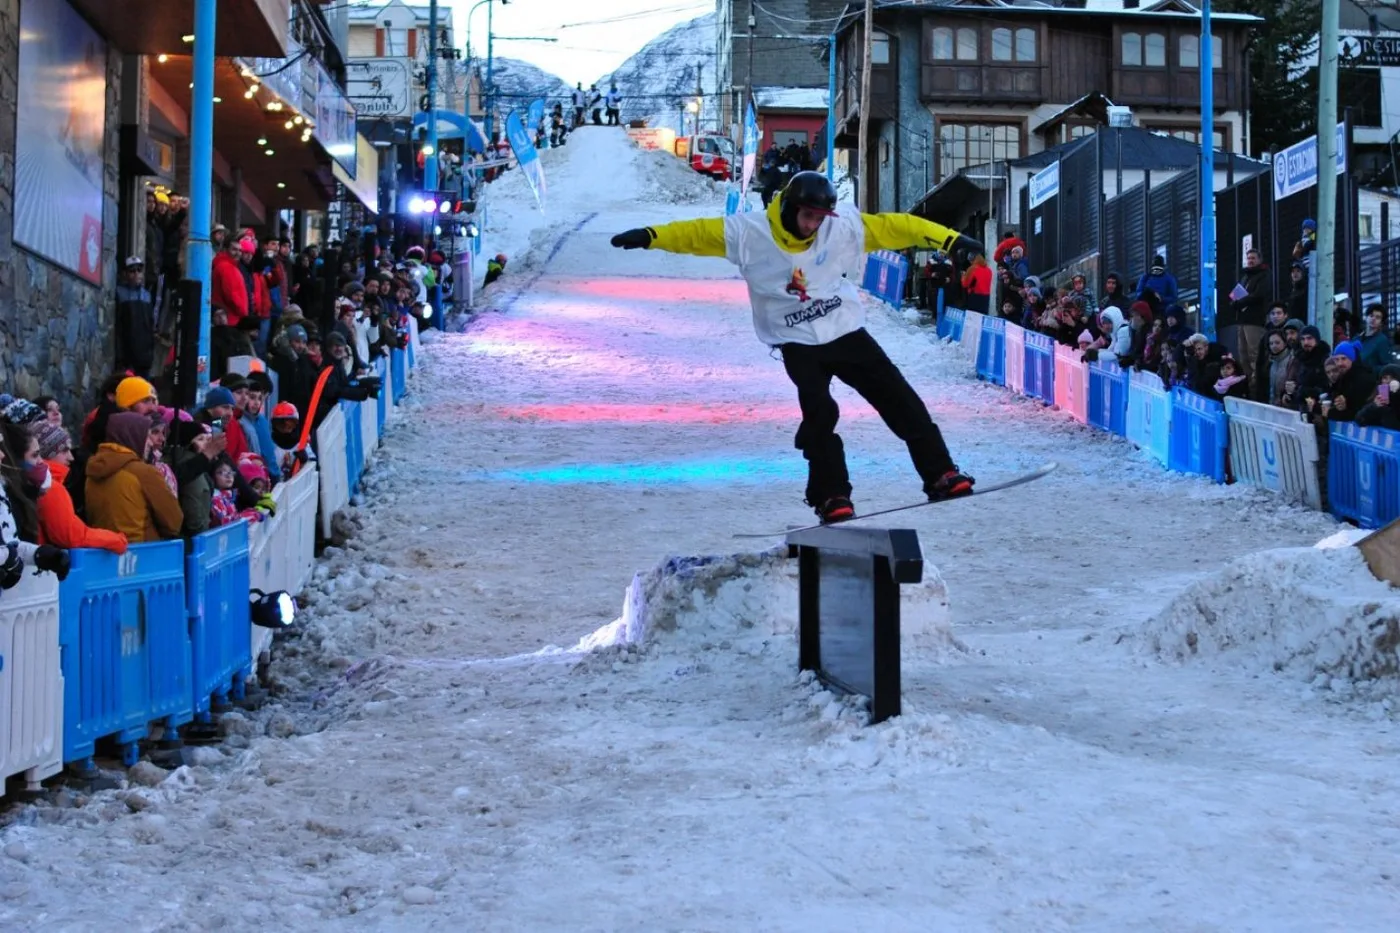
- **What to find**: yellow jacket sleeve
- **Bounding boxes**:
[861,213,961,253]
[647,218,727,258]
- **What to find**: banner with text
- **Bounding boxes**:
[505,109,546,211]
[1272,123,1347,201]
[1028,161,1060,210]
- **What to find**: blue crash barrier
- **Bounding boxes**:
[391,347,408,403]
[1087,359,1130,437]
[1328,423,1400,529]
[861,250,909,309]
[59,541,191,768]
[975,315,1007,385]
[186,522,253,719]
[1168,387,1229,482]
[1022,331,1056,405]
[375,357,390,432]
[1125,370,1172,466]
[341,399,364,494]
[937,306,966,343]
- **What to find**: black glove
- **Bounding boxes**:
[0,541,23,590]
[610,228,654,250]
[33,545,70,582]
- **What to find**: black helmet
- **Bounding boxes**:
[779,171,838,239]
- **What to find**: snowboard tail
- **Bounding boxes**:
[733,462,1057,539]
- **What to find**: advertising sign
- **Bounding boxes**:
[313,58,358,177]
[345,58,412,119]
[527,98,545,132]
[241,39,305,114]
[505,110,546,211]
[1339,34,1400,68]
[1272,123,1347,201]
[14,0,108,284]
[1028,161,1060,210]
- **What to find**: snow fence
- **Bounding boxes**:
[2,342,421,789]
[936,308,1399,528]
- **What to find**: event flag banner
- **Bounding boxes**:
[505,109,546,211]
[527,99,545,133]
[14,0,108,285]
[741,98,759,201]
[1028,161,1060,210]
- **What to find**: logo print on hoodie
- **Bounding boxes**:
[785,268,810,302]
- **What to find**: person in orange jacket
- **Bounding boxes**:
[961,254,992,314]
[28,421,126,553]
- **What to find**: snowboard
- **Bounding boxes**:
[733,462,1058,539]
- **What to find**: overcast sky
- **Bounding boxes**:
[442,0,712,86]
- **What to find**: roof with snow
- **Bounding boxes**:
[753,87,830,112]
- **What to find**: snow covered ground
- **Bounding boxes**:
[5,128,1400,931]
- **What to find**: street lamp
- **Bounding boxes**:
[466,0,510,144]
[686,99,699,137]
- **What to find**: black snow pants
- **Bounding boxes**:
[780,328,955,506]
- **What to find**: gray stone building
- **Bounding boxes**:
[717,0,848,130]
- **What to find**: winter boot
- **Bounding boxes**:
[815,496,855,523]
[928,468,975,502]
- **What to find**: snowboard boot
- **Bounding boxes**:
[928,468,975,502]
[816,496,855,524]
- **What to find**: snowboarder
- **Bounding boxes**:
[483,253,507,289]
[605,85,622,126]
[609,171,983,522]
[571,83,587,129]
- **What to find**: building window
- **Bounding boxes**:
[1144,32,1166,67]
[382,23,409,57]
[991,27,1037,62]
[938,122,1020,178]
[1122,32,1141,66]
[1148,125,1226,149]
[992,27,1012,62]
[1360,213,1376,241]
[1179,33,1225,69]
[932,26,954,60]
[872,31,890,65]
[1016,28,1037,62]
[1179,34,1197,68]
[932,26,978,61]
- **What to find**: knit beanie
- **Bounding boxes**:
[1300,325,1322,341]
[1129,301,1153,324]
[0,393,44,426]
[28,420,70,461]
[115,376,157,410]
[1284,318,1306,332]
[1334,341,1359,362]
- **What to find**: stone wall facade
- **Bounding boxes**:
[0,0,122,427]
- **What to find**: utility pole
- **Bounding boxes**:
[426,0,440,192]
[1199,0,1216,340]
[856,0,873,208]
[189,0,217,401]
[826,31,836,182]
[1316,0,1341,341]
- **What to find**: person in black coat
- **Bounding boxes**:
[1356,364,1400,430]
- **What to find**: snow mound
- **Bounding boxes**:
[579,548,961,659]
[549,127,719,205]
[1136,541,1400,685]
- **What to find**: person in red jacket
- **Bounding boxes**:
[961,253,993,314]
[28,421,127,553]
[209,236,271,328]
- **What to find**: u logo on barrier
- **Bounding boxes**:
[1360,460,1373,492]
[117,552,139,578]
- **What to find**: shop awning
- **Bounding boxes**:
[150,55,336,216]
[69,0,291,57]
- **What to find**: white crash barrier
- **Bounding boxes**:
[316,406,350,539]
[1004,322,1026,396]
[248,465,320,663]
[359,393,379,469]
[960,310,984,366]
[1053,344,1089,424]
[0,571,62,790]
[1225,397,1324,510]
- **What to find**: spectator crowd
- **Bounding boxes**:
[0,223,453,590]
[919,227,1400,436]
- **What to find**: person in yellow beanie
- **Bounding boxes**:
[114,376,158,414]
